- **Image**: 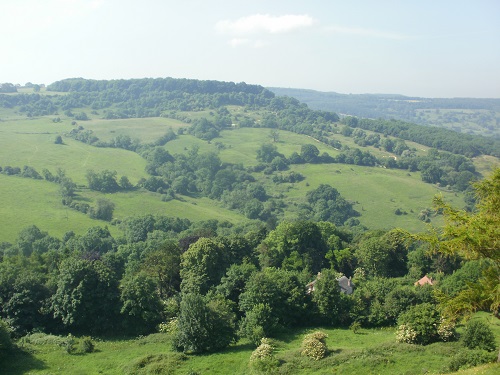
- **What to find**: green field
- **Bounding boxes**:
[3,312,499,375]
[1,110,495,243]
[0,175,121,242]
[83,117,187,143]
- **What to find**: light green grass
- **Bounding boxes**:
[3,312,499,375]
[0,177,248,243]
[282,163,464,231]
[107,190,248,224]
[0,118,148,185]
[84,117,187,143]
[0,175,120,243]
[0,115,488,241]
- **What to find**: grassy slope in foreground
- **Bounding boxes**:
[3,312,499,375]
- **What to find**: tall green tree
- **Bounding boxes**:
[406,168,500,360]
[256,143,283,163]
[51,257,120,334]
[120,272,163,334]
[259,221,328,273]
[354,230,408,278]
[174,293,236,353]
[300,144,320,163]
[141,241,181,298]
[180,237,229,295]
[239,268,309,329]
[312,268,350,325]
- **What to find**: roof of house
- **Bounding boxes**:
[414,275,433,286]
[306,273,354,295]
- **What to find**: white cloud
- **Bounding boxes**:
[216,14,316,35]
[229,38,250,47]
[253,40,268,48]
[217,13,315,48]
[227,38,268,49]
[325,25,409,40]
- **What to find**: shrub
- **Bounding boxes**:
[64,334,76,354]
[0,319,12,352]
[301,331,328,360]
[158,318,178,335]
[124,353,187,375]
[396,303,440,345]
[350,321,362,334]
[437,318,457,342]
[396,324,418,344]
[462,320,497,351]
[239,303,279,346]
[249,338,279,374]
[20,332,66,346]
[448,349,497,372]
[79,336,95,353]
[173,294,236,353]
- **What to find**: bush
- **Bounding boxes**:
[350,321,362,334]
[396,303,440,345]
[173,294,236,353]
[462,320,497,352]
[79,336,95,353]
[88,198,115,221]
[158,318,178,335]
[19,332,66,346]
[249,338,279,374]
[239,303,279,346]
[0,319,12,352]
[448,349,497,372]
[396,324,418,344]
[301,331,328,360]
[437,318,457,342]
[64,334,76,354]
[124,353,187,375]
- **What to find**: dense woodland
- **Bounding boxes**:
[0,78,499,372]
[0,169,498,367]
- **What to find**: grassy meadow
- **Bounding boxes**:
[0,175,121,242]
[0,112,480,241]
[1,107,496,243]
[83,117,187,143]
[2,312,499,375]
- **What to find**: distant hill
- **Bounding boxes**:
[1,77,499,241]
[268,87,500,139]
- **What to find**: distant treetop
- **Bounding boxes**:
[47,77,271,96]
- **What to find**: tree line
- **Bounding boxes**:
[1,168,498,364]
[3,77,497,159]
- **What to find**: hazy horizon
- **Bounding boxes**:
[2,0,499,98]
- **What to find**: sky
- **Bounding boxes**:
[1,0,499,98]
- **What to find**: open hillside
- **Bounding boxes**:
[1,78,500,375]
[2,78,497,241]
[3,312,500,375]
